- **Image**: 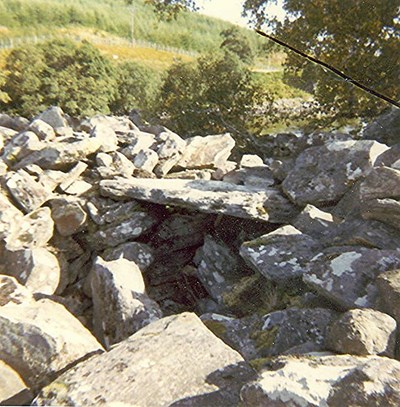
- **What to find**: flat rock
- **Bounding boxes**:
[178,133,235,169]
[241,354,400,407]
[240,226,322,283]
[303,247,400,310]
[0,298,103,390]
[1,131,42,166]
[91,257,161,348]
[5,207,54,250]
[377,269,400,323]
[326,308,397,357]
[359,166,400,201]
[35,106,68,129]
[361,198,400,229]
[292,204,335,239]
[100,178,297,223]
[58,161,88,192]
[3,248,60,295]
[223,166,275,188]
[0,360,32,406]
[6,170,52,213]
[282,140,388,206]
[35,313,255,406]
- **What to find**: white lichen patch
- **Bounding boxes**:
[330,252,362,277]
[345,163,363,181]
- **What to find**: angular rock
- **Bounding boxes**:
[50,198,87,236]
[120,130,156,157]
[5,207,54,250]
[359,166,400,201]
[211,160,237,180]
[88,211,157,250]
[377,269,400,323]
[58,161,88,192]
[29,119,56,141]
[282,140,389,206]
[2,131,41,166]
[165,169,213,180]
[90,124,118,152]
[361,198,400,229]
[292,204,335,238]
[0,275,34,307]
[0,192,23,240]
[255,307,336,357]
[6,170,52,213]
[133,148,159,173]
[326,308,396,357]
[240,154,264,168]
[0,360,32,406]
[91,257,161,348]
[241,354,400,407]
[100,178,297,223]
[102,242,154,271]
[195,235,242,303]
[223,166,275,188]
[96,151,134,178]
[35,106,68,129]
[0,298,103,389]
[154,130,186,176]
[62,179,93,195]
[303,247,400,310]
[35,313,254,406]
[0,113,29,132]
[80,114,134,134]
[14,137,102,170]
[201,313,260,360]
[375,143,400,167]
[240,226,321,283]
[178,133,235,169]
[362,106,400,145]
[3,248,60,295]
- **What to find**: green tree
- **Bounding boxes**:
[111,61,161,116]
[220,27,255,65]
[146,0,400,118]
[156,52,270,143]
[1,39,118,117]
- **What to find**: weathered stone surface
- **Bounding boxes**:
[35,106,68,129]
[91,257,161,348]
[14,137,102,170]
[303,247,400,310]
[241,354,400,407]
[5,207,54,250]
[90,124,118,152]
[282,140,388,206]
[35,313,254,406]
[120,130,156,157]
[133,148,159,173]
[201,313,260,360]
[240,226,321,283]
[240,154,264,168]
[29,119,56,141]
[292,204,335,239]
[0,113,29,132]
[154,130,186,176]
[375,143,400,167]
[165,169,213,180]
[256,307,336,357]
[96,151,134,178]
[0,298,103,389]
[102,242,154,271]
[194,235,241,303]
[6,170,52,212]
[2,131,41,166]
[89,211,157,250]
[377,269,400,323]
[223,166,275,188]
[80,114,134,134]
[362,106,400,145]
[58,161,88,192]
[361,198,400,229]
[50,198,87,236]
[3,248,60,295]
[62,179,93,195]
[326,308,397,357]
[0,360,32,406]
[360,166,400,201]
[0,192,23,240]
[178,133,235,169]
[100,178,297,222]
[0,275,33,306]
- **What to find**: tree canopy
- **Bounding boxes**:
[145,0,400,118]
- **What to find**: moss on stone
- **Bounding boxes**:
[249,357,272,372]
[203,320,228,338]
[251,326,279,354]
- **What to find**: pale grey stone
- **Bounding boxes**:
[0,275,34,307]
[0,360,32,406]
[29,119,56,141]
[62,179,93,195]
[282,140,389,206]
[2,131,42,166]
[241,354,400,407]
[0,192,23,240]
[133,148,159,173]
[377,269,400,324]
[326,308,397,357]
[35,106,68,129]
[58,161,88,192]
[240,154,264,168]
[154,130,186,176]
[96,151,134,178]
[35,313,254,406]
[50,198,87,236]
[90,124,118,152]
[102,242,154,271]
[0,298,103,389]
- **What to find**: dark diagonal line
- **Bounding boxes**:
[255,28,400,109]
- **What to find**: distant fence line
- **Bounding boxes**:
[0,34,199,58]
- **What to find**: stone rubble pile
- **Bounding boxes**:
[1,106,400,405]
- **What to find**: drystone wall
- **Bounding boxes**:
[1,106,400,406]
